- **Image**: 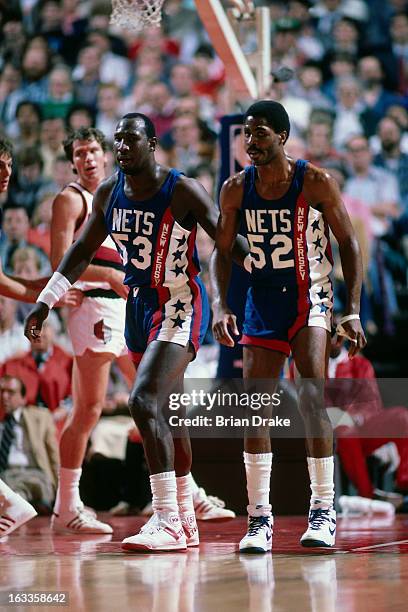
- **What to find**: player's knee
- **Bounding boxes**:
[128,388,158,428]
[71,401,103,430]
[297,379,324,413]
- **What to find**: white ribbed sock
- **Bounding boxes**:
[176,474,195,513]
[244,452,272,517]
[307,456,335,509]
[0,477,16,502]
[150,471,178,514]
[54,467,82,514]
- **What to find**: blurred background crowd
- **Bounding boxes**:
[1,0,408,407]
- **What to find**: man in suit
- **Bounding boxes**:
[0,374,59,514]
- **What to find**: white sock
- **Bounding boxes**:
[307,456,335,509]
[150,471,178,514]
[244,452,272,516]
[54,467,82,515]
[188,473,200,497]
[176,474,195,514]
[0,478,18,502]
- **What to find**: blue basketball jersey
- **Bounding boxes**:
[105,169,200,288]
[242,160,333,287]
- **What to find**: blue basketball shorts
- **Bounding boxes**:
[125,276,210,366]
[240,279,333,356]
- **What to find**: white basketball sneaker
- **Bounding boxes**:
[122,511,187,552]
[239,515,273,554]
[0,493,37,537]
[193,488,236,521]
[51,504,113,534]
[180,510,199,547]
[300,507,336,548]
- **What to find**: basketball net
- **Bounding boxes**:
[110,0,164,31]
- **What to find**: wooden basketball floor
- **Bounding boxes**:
[1,515,408,611]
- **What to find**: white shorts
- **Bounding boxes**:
[67,295,127,357]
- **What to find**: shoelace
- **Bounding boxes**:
[247,515,270,536]
[308,508,332,530]
[206,495,226,509]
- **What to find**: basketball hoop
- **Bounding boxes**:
[110,0,165,31]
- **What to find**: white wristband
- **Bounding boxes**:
[37,272,72,309]
[336,314,360,343]
[338,314,360,325]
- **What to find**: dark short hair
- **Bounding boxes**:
[244,100,291,141]
[0,374,27,397]
[63,127,108,162]
[15,100,42,122]
[0,138,13,159]
[121,113,156,139]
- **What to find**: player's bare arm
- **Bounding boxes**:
[303,165,366,356]
[210,173,245,347]
[51,186,126,298]
[24,177,116,340]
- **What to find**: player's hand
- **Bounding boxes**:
[55,288,84,308]
[24,302,50,343]
[339,319,367,359]
[108,269,129,299]
[212,307,239,347]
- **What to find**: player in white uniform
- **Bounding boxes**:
[49,128,134,533]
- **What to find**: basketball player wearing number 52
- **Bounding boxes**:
[211,101,366,552]
[25,113,246,553]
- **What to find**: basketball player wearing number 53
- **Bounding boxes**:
[211,101,367,552]
[25,113,246,553]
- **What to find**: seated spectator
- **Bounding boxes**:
[333,75,365,149]
[0,374,59,514]
[0,296,30,365]
[40,64,75,121]
[27,193,54,257]
[86,29,131,91]
[65,103,95,131]
[39,117,66,178]
[0,203,51,274]
[163,112,215,173]
[53,154,75,189]
[95,82,122,141]
[19,39,52,104]
[1,316,73,415]
[0,61,23,129]
[345,134,400,238]
[9,246,44,323]
[374,116,408,212]
[8,148,54,219]
[72,43,103,108]
[305,120,345,167]
[6,100,42,151]
[357,55,403,137]
[290,60,331,109]
[327,335,408,503]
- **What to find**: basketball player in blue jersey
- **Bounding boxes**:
[24,113,245,552]
[211,100,367,552]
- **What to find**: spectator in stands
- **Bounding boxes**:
[40,117,66,177]
[53,154,74,189]
[358,55,403,137]
[8,148,55,218]
[389,11,408,94]
[0,12,27,68]
[1,316,73,414]
[164,112,215,173]
[10,246,44,323]
[333,75,365,149]
[290,60,331,108]
[138,81,175,138]
[65,103,94,131]
[322,50,357,103]
[328,335,408,503]
[0,204,51,274]
[374,115,408,210]
[7,100,42,151]
[345,134,400,237]
[305,120,344,167]
[0,296,30,365]
[20,39,52,104]
[41,64,75,121]
[0,62,23,129]
[72,43,103,108]
[0,374,59,514]
[86,29,131,91]
[169,63,195,98]
[95,83,124,141]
